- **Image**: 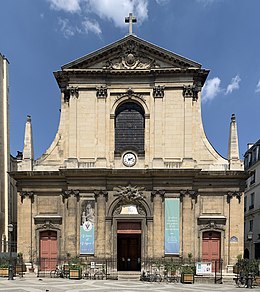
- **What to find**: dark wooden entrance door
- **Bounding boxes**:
[40,231,58,271]
[117,234,141,271]
[202,231,221,272]
[117,222,141,271]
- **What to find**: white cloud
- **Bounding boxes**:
[225,75,241,95]
[255,79,260,93]
[201,77,221,103]
[47,0,149,37]
[58,18,76,38]
[155,0,169,5]
[48,0,81,12]
[82,18,102,36]
[85,0,148,28]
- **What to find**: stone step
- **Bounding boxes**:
[117,271,141,281]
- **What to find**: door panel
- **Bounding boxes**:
[40,231,57,271]
[202,231,221,272]
[117,234,141,271]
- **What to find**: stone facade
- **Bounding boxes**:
[12,35,246,271]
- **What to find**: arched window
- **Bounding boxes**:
[115,102,145,154]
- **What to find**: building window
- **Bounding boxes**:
[250,171,256,185]
[115,102,145,155]
[249,220,253,232]
[244,196,247,212]
[249,193,255,210]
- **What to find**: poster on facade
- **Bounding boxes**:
[165,198,180,254]
[80,200,95,254]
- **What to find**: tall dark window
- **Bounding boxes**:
[115,102,145,154]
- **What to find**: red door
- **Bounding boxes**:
[40,231,58,271]
[202,231,221,271]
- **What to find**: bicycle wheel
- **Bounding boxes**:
[50,270,58,278]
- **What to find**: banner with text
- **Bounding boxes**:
[165,198,180,254]
[80,200,95,254]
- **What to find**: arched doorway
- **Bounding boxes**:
[39,231,57,271]
[202,231,221,271]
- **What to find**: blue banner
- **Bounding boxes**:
[80,200,95,254]
[165,198,180,254]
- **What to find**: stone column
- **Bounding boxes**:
[105,218,112,258]
[68,93,78,158]
[153,86,164,167]
[63,190,79,257]
[147,218,153,258]
[227,191,244,265]
[180,190,197,257]
[152,190,165,258]
[18,191,34,263]
[94,190,107,258]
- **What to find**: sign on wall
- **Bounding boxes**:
[80,200,95,254]
[196,262,212,274]
[165,198,180,254]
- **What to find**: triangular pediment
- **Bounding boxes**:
[62,35,201,71]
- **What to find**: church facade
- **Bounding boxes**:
[12,34,246,272]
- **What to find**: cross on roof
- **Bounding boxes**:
[125,13,137,35]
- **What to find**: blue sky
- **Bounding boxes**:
[1,0,260,160]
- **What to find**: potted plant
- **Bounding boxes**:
[68,256,82,280]
[15,252,26,275]
[180,264,195,283]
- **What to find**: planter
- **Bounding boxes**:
[0,268,9,277]
[69,268,82,280]
[181,273,194,284]
[15,264,26,274]
[233,265,239,274]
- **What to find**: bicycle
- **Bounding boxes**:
[234,273,246,288]
[50,266,65,278]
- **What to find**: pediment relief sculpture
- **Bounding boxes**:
[115,184,145,204]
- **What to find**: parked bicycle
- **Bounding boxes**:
[50,266,65,278]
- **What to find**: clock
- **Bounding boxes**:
[123,152,136,167]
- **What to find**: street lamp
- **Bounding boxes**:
[8,224,14,280]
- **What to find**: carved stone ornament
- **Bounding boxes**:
[199,221,225,232]
[61,189,80,202]
[62,86,79,103]
[153,85,165,98]
[151,190,165,202]
[103,40,158,70]
[20,191,34,203]
[115,184,145,204]
[227,191,242,203]
[96,86,107,98]
[116,88,144,101]
[179,189,198,203]
[183,84,200,101]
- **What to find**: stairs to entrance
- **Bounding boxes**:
[117,271,141,281]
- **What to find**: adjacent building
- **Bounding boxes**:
[244,140,260,259]
[0,53,17,251]
[11,31,247,273]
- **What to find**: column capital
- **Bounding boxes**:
[61,189,80,202]
[179,189,198,203]
[151,190,165,202]
[227,191,242,203]
[20,191,34,203]
[94,190,108,202]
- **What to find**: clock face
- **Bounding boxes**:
[123,152,136,167]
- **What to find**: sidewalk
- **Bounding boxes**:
[0,274,257,292]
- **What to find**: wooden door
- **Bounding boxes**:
[202,231,221,272]
[40,231,57,271]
